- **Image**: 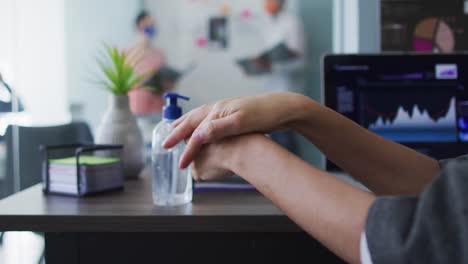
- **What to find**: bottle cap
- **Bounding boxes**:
[163,93,190,120]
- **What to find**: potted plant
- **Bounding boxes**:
[95,46,146,180]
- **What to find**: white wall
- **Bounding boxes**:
[0,0,142,131]
[0,0,16,85]
[333,0,359,53]
[0,0,69,125]
[358,0,381,53]
[145,0,299,111]
[65,0,142,131]
[333,0,381,53]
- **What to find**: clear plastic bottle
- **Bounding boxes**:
[152,93,192,206]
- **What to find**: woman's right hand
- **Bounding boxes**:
[162,92,311,169]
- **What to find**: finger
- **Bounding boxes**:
[173,104,212,129]
[162,118,196,149]
[192,114,242,144]
[178,115,241,168]
[163,113,205,149]
[191,166,200,181]
[179,130,204,169]
[171,114,188,129]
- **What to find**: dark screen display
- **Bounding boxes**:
[324,54,468,171]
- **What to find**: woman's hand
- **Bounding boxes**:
[163,92,311,168]
[191,134,266,182]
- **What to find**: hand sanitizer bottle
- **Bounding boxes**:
[152,93,192,206]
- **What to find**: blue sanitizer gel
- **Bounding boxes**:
[152,93,192,206]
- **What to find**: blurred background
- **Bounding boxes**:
[0,0,379,186]
[2,0,468,262]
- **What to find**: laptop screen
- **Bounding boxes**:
[323,54,468,171]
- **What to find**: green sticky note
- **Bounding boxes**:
[49,155,120,166]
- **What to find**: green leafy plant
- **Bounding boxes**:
[97,46,146,95]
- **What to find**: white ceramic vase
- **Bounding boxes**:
[96,94,145,180]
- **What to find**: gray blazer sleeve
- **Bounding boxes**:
[365,155,468,264]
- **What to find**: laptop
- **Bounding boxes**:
[322,53,468,188]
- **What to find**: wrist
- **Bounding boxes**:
[220,134,269,174]
[286,94,318,132]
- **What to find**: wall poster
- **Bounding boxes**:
[381,0,468,52]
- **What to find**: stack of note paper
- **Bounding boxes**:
[46,155,123,195]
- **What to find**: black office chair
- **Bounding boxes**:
[0,122,93,263]
[2,122,94,198]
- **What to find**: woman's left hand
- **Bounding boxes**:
[191,134,264,182]
[191,137,237,182]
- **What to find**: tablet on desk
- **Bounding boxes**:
[194,176,255,192]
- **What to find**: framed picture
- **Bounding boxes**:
[208,16,229,49]
[381,0,468,52]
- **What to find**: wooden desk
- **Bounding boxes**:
[0,176,344,264]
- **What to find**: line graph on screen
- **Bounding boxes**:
[362,90,457,142]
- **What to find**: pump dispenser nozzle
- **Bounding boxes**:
[163,93,190,120]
